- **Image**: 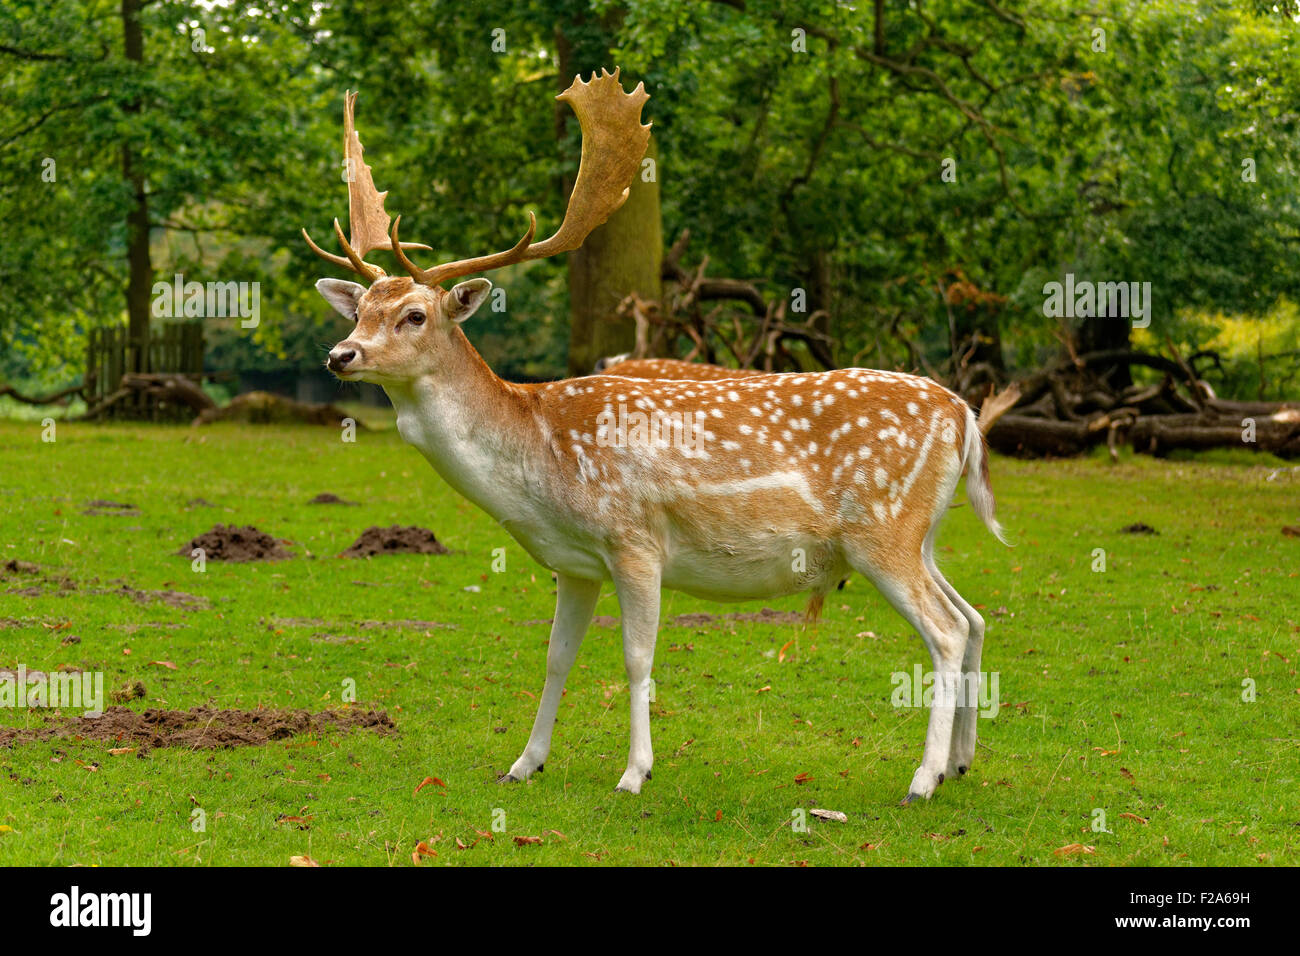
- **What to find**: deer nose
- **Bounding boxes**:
[328,345,358,373]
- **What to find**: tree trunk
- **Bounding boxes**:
[121,0,151,374]
[565,136,661,375]
[1075,304,1132,390]
[951,303,1006,374]
[555,22,663,376]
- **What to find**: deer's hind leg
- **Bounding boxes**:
[844,534,970,803]
[923,529,986,781]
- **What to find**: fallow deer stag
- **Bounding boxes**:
[305,70,1007,803]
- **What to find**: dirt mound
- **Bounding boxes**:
[2,560,76,597]
[0,706,394,751]
[308,493,358,506]
[340,525,449,558]
[1120,522,1159,535]
[178,525,294,562]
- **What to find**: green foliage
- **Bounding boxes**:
[1,0,1298,394]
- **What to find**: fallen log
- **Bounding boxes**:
[1129,412,1300,459]
[82,373,216,420]
[192,390,360,428]
[986,414,1103,457]
[0,382,84,405]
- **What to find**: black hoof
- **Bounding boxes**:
[957,765,968,775]
[645,770,652,780]
[536,763,544,773]
[937,773,945,785]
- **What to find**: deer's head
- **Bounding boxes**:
[305,72,651,386]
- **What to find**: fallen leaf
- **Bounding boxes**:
[1054,843,1097,856]
[778,639,795,663]
[107,747,135,756]
[413,775,446,795]
[793,771,813,785]
[289,855,320,867]
[513,835,543,846]
[1119,812,1148,824]
[150,660,178,670]
[411,841,437,864]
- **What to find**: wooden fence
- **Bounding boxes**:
[84,322,205,420]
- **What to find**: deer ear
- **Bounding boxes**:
[446,278,492,324]
[316,278,367,320]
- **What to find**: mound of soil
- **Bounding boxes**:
[340,525,449,558]
[1120,522,1159,535]
[0,706,394,751]
[2,559,40,576]
[178,524,294,562]
[308,493,358,506]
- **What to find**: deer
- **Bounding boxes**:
[304,70,1008,803]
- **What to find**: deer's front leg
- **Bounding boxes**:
[610,554,662,794]
[502,573,601,783]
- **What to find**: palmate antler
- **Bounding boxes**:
[304,69,651,288]
[391,68,651,287]
[301,91,431,282]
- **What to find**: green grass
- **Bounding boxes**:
[0,420,1296,866]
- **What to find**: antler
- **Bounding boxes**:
[391,68,651,288]
[302,90,430,282]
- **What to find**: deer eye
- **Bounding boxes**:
[404,310,425,326]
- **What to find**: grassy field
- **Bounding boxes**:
[0,417,1296,867]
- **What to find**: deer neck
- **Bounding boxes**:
[383,327,539,523]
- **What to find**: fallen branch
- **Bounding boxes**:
[0,382,84,405]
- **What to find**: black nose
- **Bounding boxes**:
[328,347,357,373]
